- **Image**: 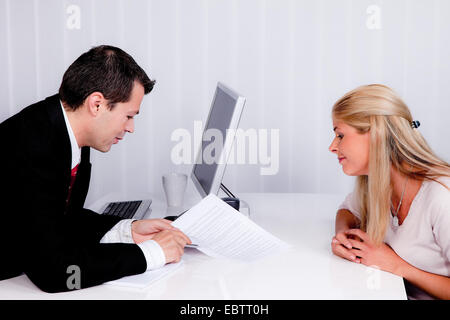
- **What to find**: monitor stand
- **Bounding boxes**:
[219,183,240,211]
[164,183,244,221]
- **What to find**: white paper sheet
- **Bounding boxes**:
[172,194,290,261]
[104,261,183,288]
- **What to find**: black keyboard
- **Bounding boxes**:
[102,200,142,219]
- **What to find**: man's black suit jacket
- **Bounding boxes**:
[0,94,147,293]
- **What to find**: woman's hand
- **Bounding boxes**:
[332,209,363,262]
[331,229,359,262]
[344,229,405,276]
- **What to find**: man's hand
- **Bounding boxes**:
[151,229,192,263]
[131,219,176,244]
[131,219,192,264]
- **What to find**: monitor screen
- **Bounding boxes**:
[191,83,245,197]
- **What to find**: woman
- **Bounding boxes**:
[329,84,450,300]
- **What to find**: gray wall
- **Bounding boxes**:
[1,0,449,206]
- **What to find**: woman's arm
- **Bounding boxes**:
[397,259,450,300]
[335,209,360,234]
[346,228,450,300]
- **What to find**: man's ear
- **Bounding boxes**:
[85,92,106,117]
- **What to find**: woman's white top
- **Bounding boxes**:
[338,177,450,300]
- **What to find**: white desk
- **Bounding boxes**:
[0,193,406,300]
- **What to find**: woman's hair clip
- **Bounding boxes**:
[411,120,420,129]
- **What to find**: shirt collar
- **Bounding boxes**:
[60,100,81,169]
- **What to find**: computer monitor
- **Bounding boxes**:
[191,82,246,198]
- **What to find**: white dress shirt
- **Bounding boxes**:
[60,101,166,270]
[60,101,80,170]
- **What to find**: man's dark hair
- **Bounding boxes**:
[59,45,155,110]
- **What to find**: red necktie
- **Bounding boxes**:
[66,164,79,204]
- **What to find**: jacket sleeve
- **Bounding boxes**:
[65,208,125,244]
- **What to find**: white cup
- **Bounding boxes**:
[162,173,188,207]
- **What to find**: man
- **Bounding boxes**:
[0,45,191,293]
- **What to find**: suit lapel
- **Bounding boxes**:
[43,94,92,215]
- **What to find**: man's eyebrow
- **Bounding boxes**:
[333,126,337,132]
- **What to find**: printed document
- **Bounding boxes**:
[105,261,183,288]
[172,194,290,261]
[106,194,288,288]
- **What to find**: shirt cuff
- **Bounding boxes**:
[137,240,166,271]
[100,219,136,244]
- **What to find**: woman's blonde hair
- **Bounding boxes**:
[332,84,450,244]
